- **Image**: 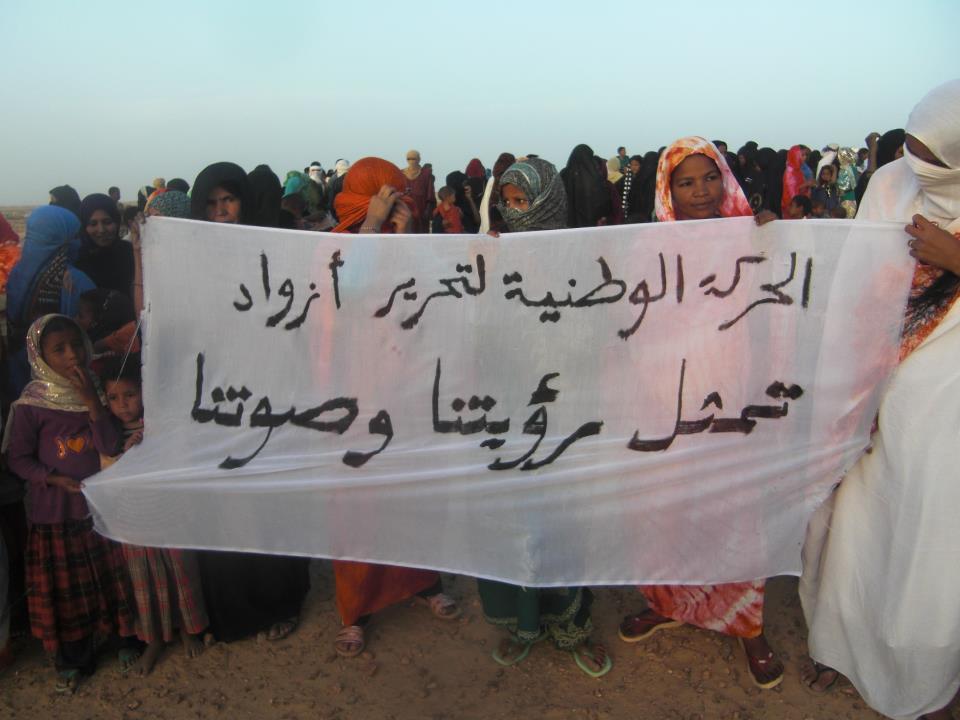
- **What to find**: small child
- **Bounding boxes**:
[4,314,135,692]
[433,186,464,234]
[99,358,208,675]
[76,289,139,375]
[810,165,840,215]
[786,195,812,220]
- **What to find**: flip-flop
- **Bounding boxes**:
[266,617,299,641]
[738,637,784,690]
[618,612,683,643]
[414,593,462,621]
[55,669,81,694]
[492,636,533,666]
[118,647,141,676]
[802,661,840,695]
[571,643,613,678]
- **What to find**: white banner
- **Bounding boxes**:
[85,217,914,587]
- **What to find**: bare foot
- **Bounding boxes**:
[740,634,784,689]
[181,628,204,659]
[134,641,164,677]
[800,658,840,693]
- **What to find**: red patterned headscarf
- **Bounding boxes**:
[654,137,752,222]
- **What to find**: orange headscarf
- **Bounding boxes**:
[654,137,753,222]
[332,157,409,233]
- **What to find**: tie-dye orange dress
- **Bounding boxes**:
[640,136,766,639]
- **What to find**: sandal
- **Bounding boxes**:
[415,593,462,620]
[802,660,840,695]
[334,625,365,658]
[571,641,613,678]
[738,637,784,690]
[618,610,683,642]
[267,616,299,641]
[491,631,546,667]
[55,669,81,694]
[118,646,141,675]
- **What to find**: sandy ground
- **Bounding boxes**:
[1,568,887,720]
[0,204,889,718]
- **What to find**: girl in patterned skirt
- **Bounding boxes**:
[4,314,135,692]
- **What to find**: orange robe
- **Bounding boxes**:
[333,561,439,626]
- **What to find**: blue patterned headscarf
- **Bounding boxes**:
[497,157,568,232]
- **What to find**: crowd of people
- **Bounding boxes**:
[0,77,957,720]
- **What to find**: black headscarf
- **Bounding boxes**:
[561,144,611,228]
[49,185,82,219]
[75,193,134,294]
[757,148,785,216]
[736,145,766,212]
[445,170,479,233]
[167,177,190,194]
[246,164,283,228]
[190,162,253,223]
[877,128,906,168]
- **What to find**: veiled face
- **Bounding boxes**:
[670,154,724,221]
[906,134,948,168]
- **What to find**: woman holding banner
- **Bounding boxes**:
[617,137,784,690]
[329,157,461,658]
[800,79,960,720]
[478,156,612,678]
[188,162,312,645]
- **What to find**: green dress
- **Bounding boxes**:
[477,580,593,649]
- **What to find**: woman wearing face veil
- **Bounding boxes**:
[800,79,960,720]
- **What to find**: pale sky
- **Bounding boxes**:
[1,0,958,205]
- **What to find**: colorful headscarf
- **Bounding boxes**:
[2,314,99,451]
[781,145,809,216]
[497,158,569,232]
[332,157,409,233]
[146,189,191,218]
[654,137,752,222]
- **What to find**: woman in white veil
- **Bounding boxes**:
[800,78,960,720]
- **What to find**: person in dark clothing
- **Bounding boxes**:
[75,194,134,296]
[561,144,612,227]
[48,186,82,219]
[188,161,310,644]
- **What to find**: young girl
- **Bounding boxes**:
[3,314,135,692]
[100,360,208,675]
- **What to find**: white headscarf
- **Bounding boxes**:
[902,78,960,225]
[816,151,837,181]
[335,159,350,177]
[858,78,960,230]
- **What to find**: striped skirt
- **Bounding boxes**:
[123,545,208,643]
[26,519,135,654]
